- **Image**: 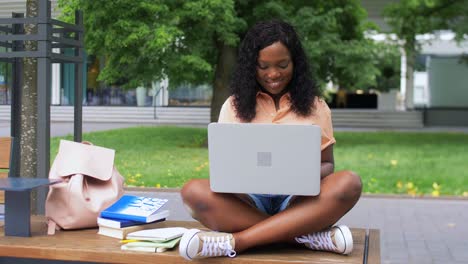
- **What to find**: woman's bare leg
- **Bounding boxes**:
[180,170,362,252]
[180,179,269,232]
[233,170,362,251]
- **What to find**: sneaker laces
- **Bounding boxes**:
[200,235,236,258]
[295,229,337,252]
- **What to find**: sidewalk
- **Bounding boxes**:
[127,189,468,264]
[1,120,468,137]
[0,121,153,137]
[2,120,468,263]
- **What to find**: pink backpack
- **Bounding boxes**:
[45,140,124,234]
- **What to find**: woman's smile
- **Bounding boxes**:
[265,80,284,89]
[256,42,293,95]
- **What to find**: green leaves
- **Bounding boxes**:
[58,0,179,87]
[58,0,404,93]
[292,2,380,91]
[58,0,245,88]
[384,0,468,39]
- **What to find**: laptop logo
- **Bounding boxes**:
[257,152,272,167]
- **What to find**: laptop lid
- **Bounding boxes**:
[208,123,321,196]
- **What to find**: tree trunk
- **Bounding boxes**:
[404,35,415,110]
[20,0,38,212]
[210,42,237,122]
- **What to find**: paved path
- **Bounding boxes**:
[127,189,468,264]
[2,120,468,137]
[0,121,148,137]
[2,120,468,263]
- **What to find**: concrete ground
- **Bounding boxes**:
[1,120,468,263]
[127,189,468,264]
[1,120,468,137]
[0,121,147,137]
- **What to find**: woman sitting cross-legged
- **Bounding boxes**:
[178,19,362,260]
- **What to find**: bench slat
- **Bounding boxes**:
[0,172,6,203]
[0,137,11,204]
[0,137,11,169]
[0,217,375,263]
[367,229,381,264]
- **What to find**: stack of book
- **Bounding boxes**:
[98,195,169,239]
[121,227,188,253]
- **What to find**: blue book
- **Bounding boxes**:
[100,195,169,223]
[97,216,144,228]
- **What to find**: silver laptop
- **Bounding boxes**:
[208,123,321,196]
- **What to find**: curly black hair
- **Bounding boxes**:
[230,20,320,122]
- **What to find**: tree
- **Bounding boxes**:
[289,3,381,92]
[373,43,401,92]
[383,0,468,109]
[20,0,39,212]
[59,0,379,120]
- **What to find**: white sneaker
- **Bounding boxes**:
[179,229,237,260]
[295,225,353,255]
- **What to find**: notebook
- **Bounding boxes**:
[208,123,322,196]
[127,227,188,242]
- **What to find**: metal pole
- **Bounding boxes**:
[73,10,83,142]
[11,12,24,178]
[35,0,51,214]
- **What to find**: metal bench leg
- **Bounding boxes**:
[5,190,31,237]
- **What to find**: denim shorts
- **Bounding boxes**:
[247,194,294,215]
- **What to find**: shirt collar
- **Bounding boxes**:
[256,91,291,101]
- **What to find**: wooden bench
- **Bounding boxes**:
[0,216,380,263]
[0,137,380,262]
[0,137,60,236]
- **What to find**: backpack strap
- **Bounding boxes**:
[47,219,60,235]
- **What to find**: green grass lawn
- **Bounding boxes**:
[51,126,468,196]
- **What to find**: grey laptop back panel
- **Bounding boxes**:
[208,123,321,196]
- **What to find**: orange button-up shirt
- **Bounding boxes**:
[218,92,336,151]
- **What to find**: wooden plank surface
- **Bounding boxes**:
[0,137,11,204]
[0,217,369,264]
[0,137,11,169]
[367,229,381,264]
[0,172,6,204]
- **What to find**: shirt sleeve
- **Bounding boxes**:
[218,97,237,123]
[316,98,336,150]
